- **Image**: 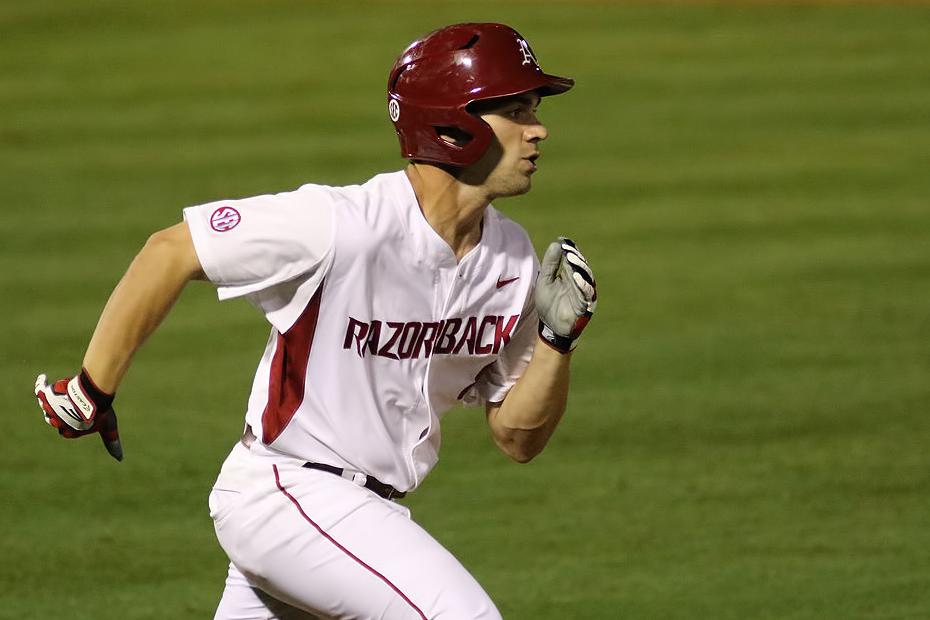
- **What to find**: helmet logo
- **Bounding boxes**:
[388,99,401,122]
[518,37,538,67]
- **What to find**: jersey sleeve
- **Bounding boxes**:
[183,184,336,331]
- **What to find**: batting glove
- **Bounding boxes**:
[34,370,123,461]
[535,237,597,353]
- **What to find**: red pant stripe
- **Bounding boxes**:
[272,465,429,620]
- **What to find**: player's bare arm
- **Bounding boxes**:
[486,342,571,462]
[83,221,204,392]
[487,237,597,462]
[34,221,203,460]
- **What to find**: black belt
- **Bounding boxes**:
[240,426,405,501]
[303,462,406,501]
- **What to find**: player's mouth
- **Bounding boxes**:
[525,153,540,173]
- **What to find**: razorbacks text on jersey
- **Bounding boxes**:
[184,171,540,492]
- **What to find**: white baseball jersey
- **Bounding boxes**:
[183,171,539,492]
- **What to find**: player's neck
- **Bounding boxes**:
[405,163,488,262]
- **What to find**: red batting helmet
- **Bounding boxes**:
[387,23,574,167]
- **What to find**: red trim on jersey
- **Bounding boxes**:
[261,283,324,444]
[272,465,429,620]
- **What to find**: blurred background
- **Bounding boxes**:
[1,1,928,618]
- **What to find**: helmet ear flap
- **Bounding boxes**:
[431,112,493,167]
[392,99,494,166]
[433,125,473,148]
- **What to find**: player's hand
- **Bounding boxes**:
[535,237,597,353]
[34,371,124,461]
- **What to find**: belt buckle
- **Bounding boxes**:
[340,469,368,488]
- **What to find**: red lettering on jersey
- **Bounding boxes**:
[364,320,382,357]
[434,318,461,355]
[475,315,497,354]
[493,314,519,353]
[262,282,323,444]
[342,314,521,360]
[377,322,404,360]
[453,317,478,355]
[397,322,422,359]
[344,317,369,356]
[412,322,440,358]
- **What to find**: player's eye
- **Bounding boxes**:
[507,105,537,120]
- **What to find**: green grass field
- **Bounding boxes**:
[2,1,929,618]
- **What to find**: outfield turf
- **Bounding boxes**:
[2,1,929,618]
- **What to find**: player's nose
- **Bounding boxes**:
[525,118,548,143]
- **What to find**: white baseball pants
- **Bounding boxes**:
[209,443,502,620]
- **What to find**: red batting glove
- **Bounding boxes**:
[34,370,123,461]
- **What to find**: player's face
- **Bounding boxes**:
[470,92,548,198]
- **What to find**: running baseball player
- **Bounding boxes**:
[34,23,597,620]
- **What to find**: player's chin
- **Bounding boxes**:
[499,179,532,198]
[488,169,534,198]
[509,171,535,195]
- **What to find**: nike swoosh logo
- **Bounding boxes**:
[496,276,520,289]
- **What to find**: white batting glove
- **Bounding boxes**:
[535,237,597,353]
[34,370,123,461]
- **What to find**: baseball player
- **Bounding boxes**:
[34,23,597,620]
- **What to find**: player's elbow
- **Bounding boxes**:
[487,405,556,463]
[509,446,543,464]
[493,431,548,464]
[142,222,205,281]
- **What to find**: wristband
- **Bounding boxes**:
[66,368,115,422]
[538,320,575,354]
